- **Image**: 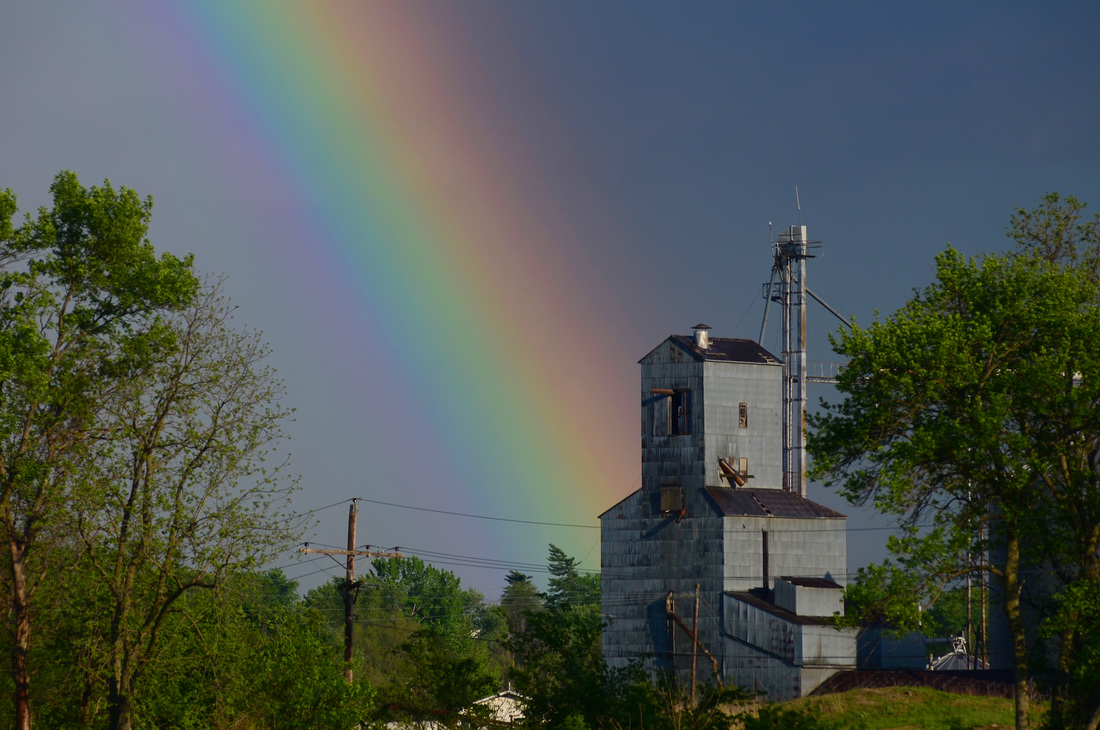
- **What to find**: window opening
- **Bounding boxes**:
[670,390,692,435]
[660,487,683,513]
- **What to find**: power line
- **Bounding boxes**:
[352,496,601,529]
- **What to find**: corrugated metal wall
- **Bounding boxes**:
[723,516,847,593]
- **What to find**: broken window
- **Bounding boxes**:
[739,402,748,428]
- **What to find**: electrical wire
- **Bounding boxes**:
[351,496,601,529]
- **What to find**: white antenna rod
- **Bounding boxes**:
[795,186,802,226]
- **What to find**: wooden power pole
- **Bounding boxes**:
[691,583,700,704]
[300,499,402,683]
[666,588,721,692]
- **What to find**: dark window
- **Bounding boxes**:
[739,402,748,428]
[670,390,692,435]
[660,487,683,513]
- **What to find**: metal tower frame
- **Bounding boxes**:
[759,224,850,497]
[761,226,814,495]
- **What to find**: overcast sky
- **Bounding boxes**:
[4,2,1099,598]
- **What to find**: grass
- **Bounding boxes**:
[780,686,1047,730]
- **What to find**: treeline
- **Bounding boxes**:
[279,547,828,729]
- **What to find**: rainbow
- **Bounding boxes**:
[117,1,644,582]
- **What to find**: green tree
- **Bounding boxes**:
[546,543,600,612]
[808,237,1100,730]
[0,172,197,729]
[0,547,115,727]
[501,570,542,633]
[1006,193,1100,730]
[307,556,503,725]
[69,279,302,730]
[499,570,542,674]
[507,546,608,728]
[1007,192,1100,285]
[134,569,374,729]
[1041,578,1100,730]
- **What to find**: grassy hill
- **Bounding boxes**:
[763,687,1046,730]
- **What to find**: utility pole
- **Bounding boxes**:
[691,584,700,705]
[300,499,402,683]
[666,589,722,690]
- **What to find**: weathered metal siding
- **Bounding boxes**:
[722,594,857,701]
[640,342,706,499]
[774,580,844,617]
[724,597,855,667]
[702,360,783,488]
[721,516,847,592]
[601,342,728,680]
[857,628,929,669]
[600,490,725,679]
[602,335,849,693]
[721,638,803,700]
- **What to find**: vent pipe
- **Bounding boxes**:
[692,323,711,349]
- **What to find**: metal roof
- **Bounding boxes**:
[705,487,848,520]
[640,335,782,365]
[726,591,832,627]
[781,576,844,589]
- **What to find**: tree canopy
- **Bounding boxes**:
[1,172,199,729]
[808,194,1100,730]
[1,173,306,729]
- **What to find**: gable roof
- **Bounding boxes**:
[639,335,782,365]
[705,487,847,519]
